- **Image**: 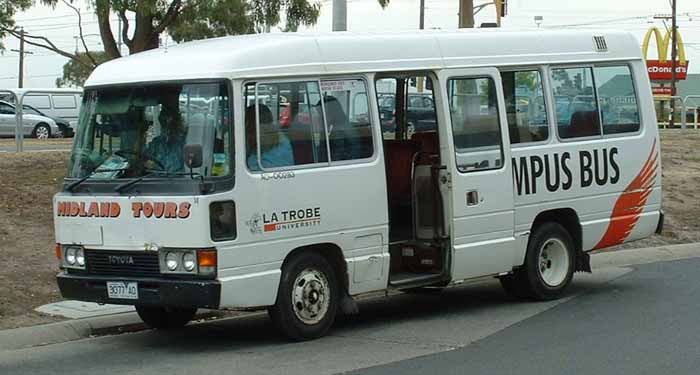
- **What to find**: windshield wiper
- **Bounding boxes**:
[114,172,156,193]
[115,169,205,193]
[66,168,130,192]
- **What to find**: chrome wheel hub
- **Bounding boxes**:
[36,126,49,139]
[291,268,330,325]
[538,238,569,287]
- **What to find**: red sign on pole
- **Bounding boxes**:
[652,86,675,96]
[647,60,690,81]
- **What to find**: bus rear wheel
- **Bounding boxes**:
[268,252,339,341]
[502,222,575,301]
[135,306,197,329]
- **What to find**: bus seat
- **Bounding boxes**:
[569,110,599,138]
[286,125,315,165]
[411,131,439,165]
[384,140,419,206]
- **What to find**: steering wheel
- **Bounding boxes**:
[114,150,166,171]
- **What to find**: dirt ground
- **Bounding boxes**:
[0,138,74,148]
[0,151,68,329]
[0,129,698,330]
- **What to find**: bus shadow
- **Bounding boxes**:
[126,278,592,353]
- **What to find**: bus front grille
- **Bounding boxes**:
[85,250,161,277]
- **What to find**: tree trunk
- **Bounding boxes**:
[95,0,121,60]
[130,7,158,54]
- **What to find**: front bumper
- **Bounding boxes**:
[57,272,221,309]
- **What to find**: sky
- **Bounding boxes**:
[0,0,698,88]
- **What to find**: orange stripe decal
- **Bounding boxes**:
[594,140,658,249]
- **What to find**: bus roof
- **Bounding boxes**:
[85,29,641,88]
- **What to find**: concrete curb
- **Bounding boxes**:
[0,311,144,351]
[1,242,699,352]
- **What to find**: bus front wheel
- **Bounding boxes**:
[268,252,339,341]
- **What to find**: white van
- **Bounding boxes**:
[11,88,83,133]
[53,30,662,340]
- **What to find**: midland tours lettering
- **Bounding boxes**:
[56,201,191,219]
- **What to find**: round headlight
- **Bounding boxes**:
[183,252,196,272]
[76,248,85,267]
[165,252,178,271]
[65,247,77,265]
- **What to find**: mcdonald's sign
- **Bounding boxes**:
[642,27,689,81]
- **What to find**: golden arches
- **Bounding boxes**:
[642,26,687,65]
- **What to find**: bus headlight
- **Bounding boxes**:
[65,247,77,265]
[182,252,196,272]
[62,245,86,270]
[165,252,179,271]
[159,248,215,277]
[76,248,85,267]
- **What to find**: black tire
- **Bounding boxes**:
[268,252,339,341]
[135,306,197,329]
[32,123,51,139]
[516,222,576,300]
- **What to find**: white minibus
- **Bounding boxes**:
[54,29,662,340]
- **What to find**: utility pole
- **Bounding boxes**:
[419,0,425,30]
[332,0,347,32]
[118,17,123,55]
[10,28,32,89]
[417,0,426,93]
[459,0,475,28]
[496,0,503,27]
[670,0,677,128]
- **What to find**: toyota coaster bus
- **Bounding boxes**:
[54,29,663,340]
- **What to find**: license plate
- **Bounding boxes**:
[106,281,139,300]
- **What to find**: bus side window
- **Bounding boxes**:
[447,77,504,173]
[245,81,328,171]
[501,70,548,144]
[550,67,601,139]
[593,65,641,135]
[320,79,374,161]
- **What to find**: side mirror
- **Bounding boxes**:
[183,144,203,169]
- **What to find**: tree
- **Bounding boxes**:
[56,51,109,88]
[0,0,324,71]
[0,0,33,50]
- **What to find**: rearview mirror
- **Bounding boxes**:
[183,144,203,169]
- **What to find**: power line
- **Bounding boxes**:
[0,73,61,81]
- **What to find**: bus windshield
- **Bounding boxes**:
[68,82,231,180]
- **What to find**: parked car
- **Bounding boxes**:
[378,93,437,133]
[0,100,61,139]
[20,104,73,137]
[2,89,82,135]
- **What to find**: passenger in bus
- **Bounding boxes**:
[145,101,187,173]
[323,96,362,161]
[245,104,294,171]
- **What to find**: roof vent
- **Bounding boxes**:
[593,36,608,52]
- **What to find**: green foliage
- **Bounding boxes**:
[56,51,109,88]
[248,0,320,33]
[0,0,32,50]
[169,0,253,43]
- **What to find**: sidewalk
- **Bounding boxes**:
[1,242,698,352]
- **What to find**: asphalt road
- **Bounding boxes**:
[353,258,700,375]
[0,259,696,375]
